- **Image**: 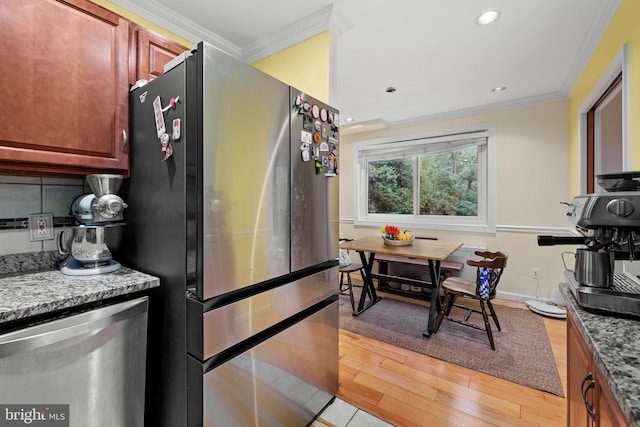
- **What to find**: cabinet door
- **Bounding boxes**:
[594,367,627,427]
[568,313,595,427]
[133,26,189,81]
[0,0,129,175]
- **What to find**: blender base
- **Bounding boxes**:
[60,257,122,276]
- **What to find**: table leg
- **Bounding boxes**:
[352,251,382,316]
[423,260,442,337]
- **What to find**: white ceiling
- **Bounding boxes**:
[114,0,621,128]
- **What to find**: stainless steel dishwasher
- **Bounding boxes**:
[0,297,149,427]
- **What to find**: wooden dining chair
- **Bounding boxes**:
[339,238,365,311]
[433,251,508,350]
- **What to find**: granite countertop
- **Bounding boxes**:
[561,283,640,427]
[0,251,160,325]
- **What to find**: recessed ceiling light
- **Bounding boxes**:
[476,10,500,25]
[491,86,507,93]
[345,117,353,122]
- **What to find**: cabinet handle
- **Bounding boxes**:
[581,372,596,421]
[122,129,128,154]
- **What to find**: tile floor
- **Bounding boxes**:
[314,397,392,427]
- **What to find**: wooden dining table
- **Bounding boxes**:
[339,235,463,337]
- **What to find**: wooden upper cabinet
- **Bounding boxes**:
[0,0,130,175]
[132,26,189,82]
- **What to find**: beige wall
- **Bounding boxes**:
[339,100,572,300]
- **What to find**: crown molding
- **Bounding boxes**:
[387,91,568,129]
[561,0,622,96]
[242,5,333,63]
[111,0,335,63]
[340,119,389,136]
[109,0,243,59]
[329,8,354,37]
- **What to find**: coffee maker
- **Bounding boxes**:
[58,174,128,275]
[538,171,640,316]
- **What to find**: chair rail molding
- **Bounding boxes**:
[340,218,575,236]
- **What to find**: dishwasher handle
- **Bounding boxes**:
[0,297,148,357]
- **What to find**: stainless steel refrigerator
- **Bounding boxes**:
[119,41,340,427]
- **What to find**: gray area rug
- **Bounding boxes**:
[339,294,565,397]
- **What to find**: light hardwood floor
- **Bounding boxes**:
[336,297,568,426]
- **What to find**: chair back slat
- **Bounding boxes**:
[468,251,508,299]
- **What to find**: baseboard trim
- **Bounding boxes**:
[496,289,555,302]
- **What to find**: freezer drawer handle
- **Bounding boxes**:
[0,297,148,357]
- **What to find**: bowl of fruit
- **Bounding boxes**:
[381,225,414,246]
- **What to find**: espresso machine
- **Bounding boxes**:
[538,171,640,316]
[58,174,128,275]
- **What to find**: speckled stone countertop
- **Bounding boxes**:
[561,283,640,427]
[0,251,159,324]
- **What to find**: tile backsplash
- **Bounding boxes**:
[0,175,86,255]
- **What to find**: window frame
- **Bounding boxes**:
[578,45,629,194]
[353,123,496,233]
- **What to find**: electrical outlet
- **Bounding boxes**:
[28,213,54,241]
[532,267,540,278]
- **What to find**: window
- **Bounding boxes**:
[354,125,495,232]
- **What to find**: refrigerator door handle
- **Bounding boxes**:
[0,297,148,357]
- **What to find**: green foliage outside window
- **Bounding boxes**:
[368,159,413,214]
[368,146,478,216]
